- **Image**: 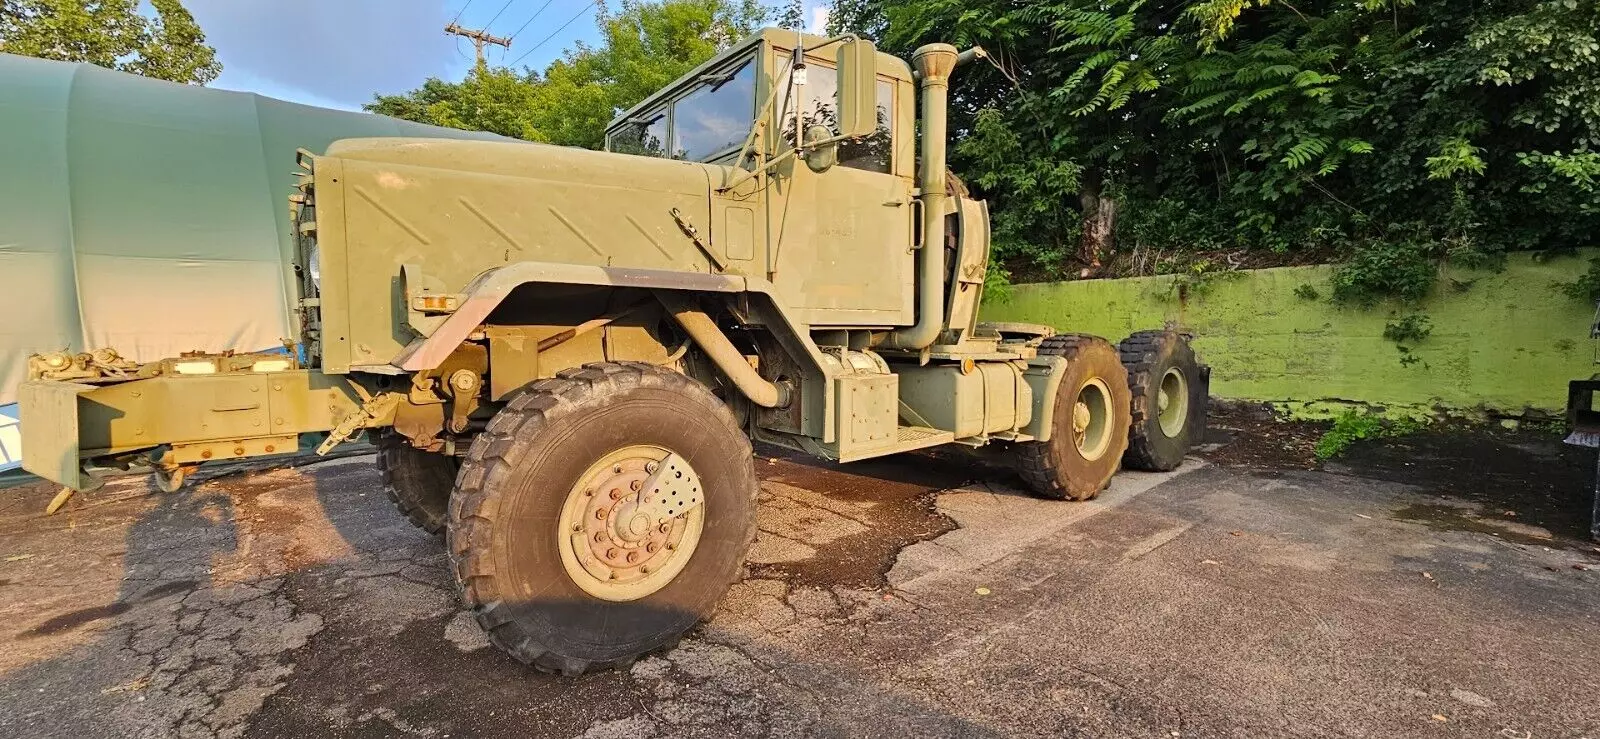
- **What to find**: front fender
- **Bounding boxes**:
[383,261,748,373]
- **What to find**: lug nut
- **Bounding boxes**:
[630,480,643,492]
[645,461,659,473]
[658,523,671,533]
[595,508,607,520]
[572,524,582,533]
[594,532,607,543]
[626,552,640,563]
[609,488,622,500]
[613,464,623,474]
[646,542,659,553]
[606,548,620,559]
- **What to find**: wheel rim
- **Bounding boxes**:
[1073,378,1114,461]
[1157,367,1189,438]
[557,444,705,602]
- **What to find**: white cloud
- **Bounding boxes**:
[808,4,830,33]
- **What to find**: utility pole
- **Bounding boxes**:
[445,22,511,66]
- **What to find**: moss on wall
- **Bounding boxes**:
[980,251,1598,416]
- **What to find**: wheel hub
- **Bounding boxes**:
[558,446,705,601]
[1157,367,1189,438]
[1073,378,1114,461]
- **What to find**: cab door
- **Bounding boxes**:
[767,56,914,327]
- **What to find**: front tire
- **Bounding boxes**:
[448,362,757,675]
[1014,335,1132,500]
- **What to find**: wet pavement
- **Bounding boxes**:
[0,424,1597,738]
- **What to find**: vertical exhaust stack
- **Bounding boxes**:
[883,43,961,351]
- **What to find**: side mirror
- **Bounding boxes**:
[835,38,878,139]
[802,124,838,172]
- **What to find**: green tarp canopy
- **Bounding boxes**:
[0,53,505,470]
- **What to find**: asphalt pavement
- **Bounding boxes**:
[0,422,1596,738]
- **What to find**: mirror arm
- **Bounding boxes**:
[798,131,863,154]
[718,148,798,193]
[718,35,872,193]
[801,33,859,53]
[721,51,806,193]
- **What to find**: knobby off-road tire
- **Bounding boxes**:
[376,431,458,536]
[1120,330,1209,472]
[448,361,758,675]
[1015,335,1133,501]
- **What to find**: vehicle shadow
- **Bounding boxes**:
[757,441,1032,498]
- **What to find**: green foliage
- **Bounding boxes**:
[1328,239,1436,306]
[982,266,1014,304]
[1382,313,1432,345]
[368,0,767,148]
[1292,283,1321,301]
[1560,256,1600,302]
[1314,409,1427,460]
[0,0,220,84]
[854,0,1600,295]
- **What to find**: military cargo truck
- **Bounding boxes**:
[19,29,1209,674]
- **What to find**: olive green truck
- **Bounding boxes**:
[19,29,1208,674]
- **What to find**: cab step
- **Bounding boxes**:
[837,425,955,463]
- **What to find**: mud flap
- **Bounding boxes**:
[1565,379,1600,448]
[1191,363,1213,441]
[1564,378,1600,541]
[18,380,97,491]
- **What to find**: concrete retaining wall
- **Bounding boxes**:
[979,251,1598,416]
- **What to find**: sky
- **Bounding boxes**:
[186,0,830,112]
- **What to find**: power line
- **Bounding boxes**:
[449,0,476,26]
[483,0,517,30]
[507,0,559,39]
[508,0,599,67]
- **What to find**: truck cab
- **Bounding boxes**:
[602,30,923,330]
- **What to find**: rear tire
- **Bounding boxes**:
[1014,335,1132,501]
[376,432,457,536]
[448,362,757,675]
[1119,331,1208,471]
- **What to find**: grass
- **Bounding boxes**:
[1314,410,1429,460]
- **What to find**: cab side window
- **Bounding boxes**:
[779,61,894,174]
[671,59,756,161]
[607,112,668,158]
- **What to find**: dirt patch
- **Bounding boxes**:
[1335,426,1596,546]
[1197,402,1327,470]
[1194,404,1597,548]
[744,447,970,589]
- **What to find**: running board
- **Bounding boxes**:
[838,425,955,463]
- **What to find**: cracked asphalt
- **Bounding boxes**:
[1,425,1598,738]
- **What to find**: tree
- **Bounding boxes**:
[0,0,221,84]
[856,0,1600,293]
[368,0,768,149]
